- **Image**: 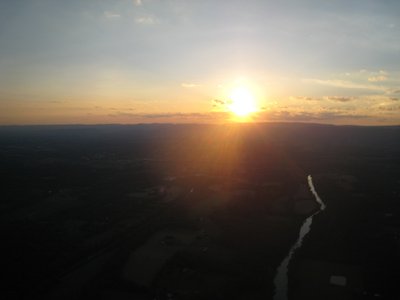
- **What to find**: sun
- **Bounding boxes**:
[228,86,258,117]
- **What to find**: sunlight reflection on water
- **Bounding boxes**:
[273,175,326,300]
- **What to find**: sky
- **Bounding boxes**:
[1,0,400,125]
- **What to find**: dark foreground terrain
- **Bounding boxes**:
[0,123,399,300]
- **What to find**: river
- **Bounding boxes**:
[273,175,326,300]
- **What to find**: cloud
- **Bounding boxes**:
[181,83,201,88]
[108,112,137,117]
[104,11,121,19]
[304,78,387,92]
[325,96,355,102]
[291,96,356,102]
[291,96,318,101]
[378,105,400,111]
[141,113,219,119]
[368,75,387,82]
[302,97,315,101]
[108,111,229,120]
[135,14,158,25]
[133,0,142,6]
[146,112,230,120]
[255,110,371,123]
[212,99,226,108]
[213,99,225,105]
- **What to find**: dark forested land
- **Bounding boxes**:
[0,123,399,300]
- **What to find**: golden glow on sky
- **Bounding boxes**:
[228,86,258,118]
[0,2,399,125]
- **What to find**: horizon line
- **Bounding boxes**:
[0,121,399,128]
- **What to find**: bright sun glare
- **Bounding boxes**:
[228,87,258,117]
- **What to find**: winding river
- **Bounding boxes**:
[273,175,326,300]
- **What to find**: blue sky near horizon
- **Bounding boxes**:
[1,0,400,125]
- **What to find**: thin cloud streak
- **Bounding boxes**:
[108,112,229,120]
[368,75,387,82]
[325,96,356,102]
[104,11,121,19]
[304,78,388,92]
[181,83,201,88]
[135,14,158,25]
